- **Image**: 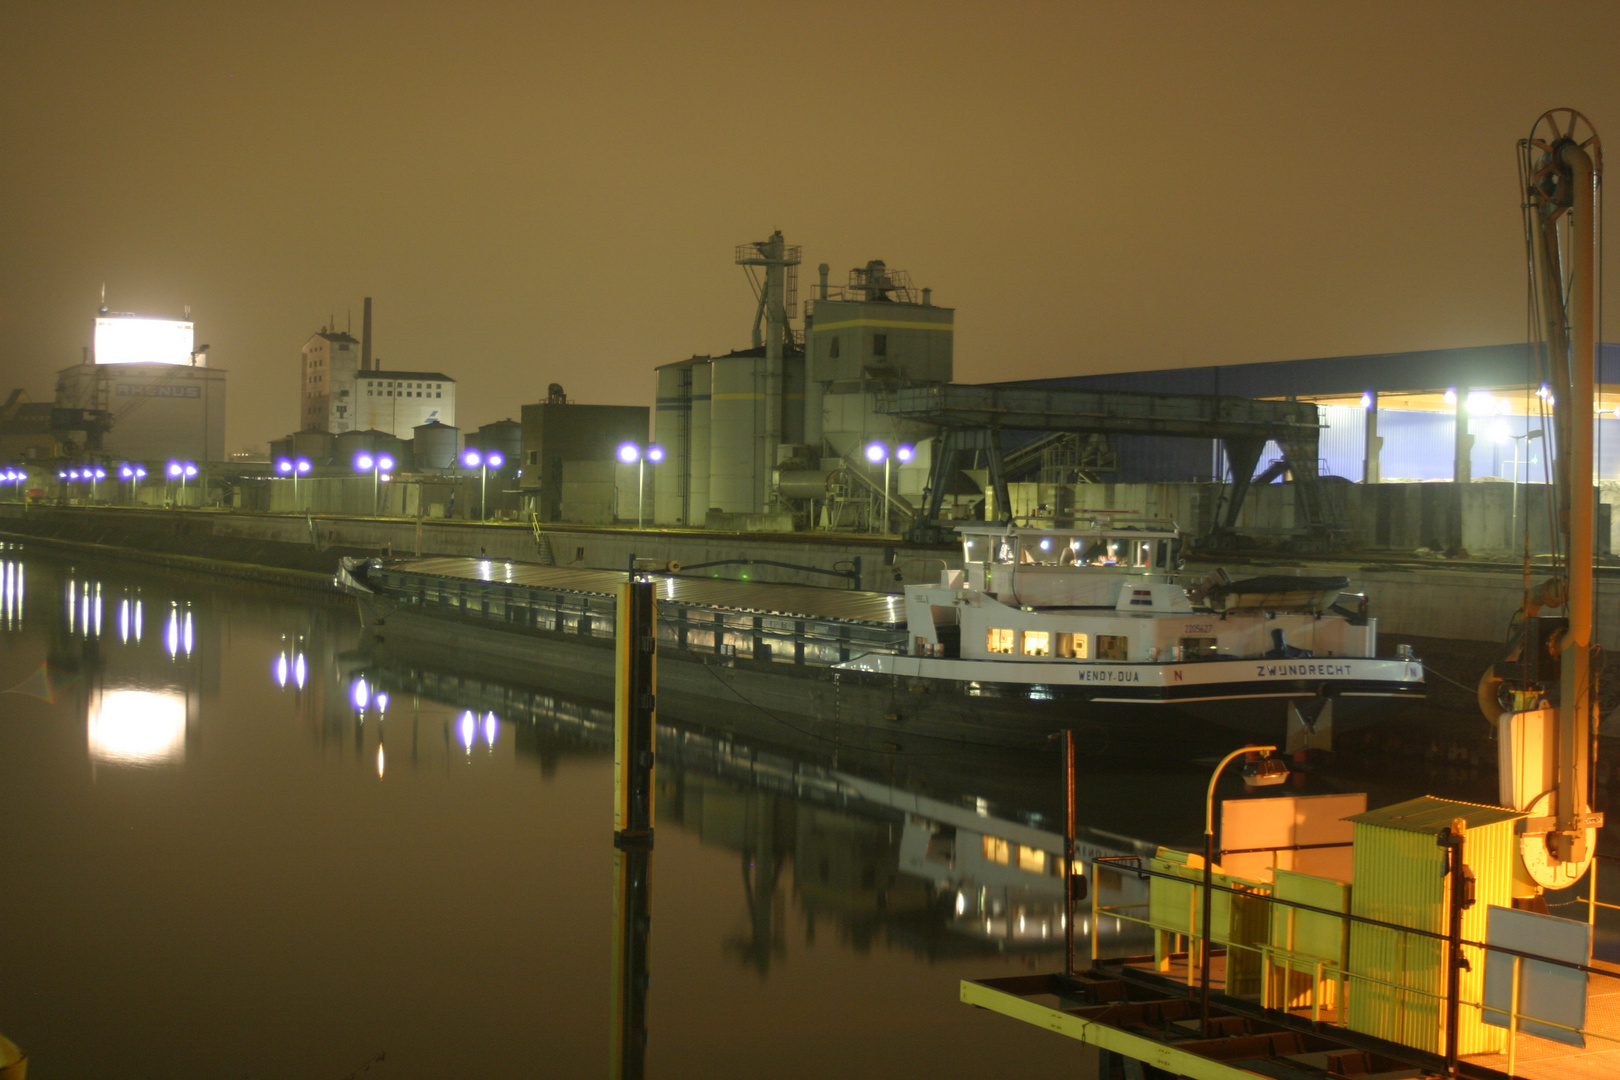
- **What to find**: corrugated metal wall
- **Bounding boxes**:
[1346,817,1515,1056]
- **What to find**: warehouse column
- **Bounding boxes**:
[1362,392,1381,484]
[1451,387,1472,555]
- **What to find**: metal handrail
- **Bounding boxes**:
[1088,853,1617,1075]
[1093,854,1608,976]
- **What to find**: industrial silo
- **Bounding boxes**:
[413,421,459,471]
[475,419,522,471]
[708,354,755,513]
[335,429,404,468]
[687,361,711,521]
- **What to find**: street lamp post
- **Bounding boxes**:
[1199,744,1288,1035]
[863,442,914,535]
[119,464,148,505]
[354,452,396,518]
[616,442,664,529]
[88,465,106,503]
[461,448,504,522]
[167,460,198,506]
[275,456,313,511]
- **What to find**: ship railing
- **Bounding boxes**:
[1089,853,1619,1074]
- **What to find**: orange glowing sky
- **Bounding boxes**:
[3,0,1620,451]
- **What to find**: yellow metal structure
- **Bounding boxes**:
[1265,868,1349,1012]
[1344,796,1523,1056]
[960,977,1275,1080]
[0,1033,24,1080]
[1147,849,1270,995]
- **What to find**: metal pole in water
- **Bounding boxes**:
[614,575,656,841]
[1064,729,1076,977]
[610,570,657,1079]
[609,843,651,1080]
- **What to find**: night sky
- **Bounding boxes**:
[4,1,1619,453]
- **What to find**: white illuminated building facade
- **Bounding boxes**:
[351,370,454,434]
[300,329,455,438]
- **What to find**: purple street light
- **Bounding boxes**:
[166,461,198,507]
[462,448,502,521]
[864,442,901,535]
[354,451,395,518]
[617,443,663,529]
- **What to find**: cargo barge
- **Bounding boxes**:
[337,517,1424,752]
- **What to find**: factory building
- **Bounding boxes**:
[519,385,647,524]
[1018,343,1620,485]
[653,234,949,530]
[298,298,456,438]
[50,307,226,463]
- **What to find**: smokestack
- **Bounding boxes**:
[361,297,373,371]
[818,263,829,300]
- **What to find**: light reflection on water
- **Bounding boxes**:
[87,686,186,766]
[2,557,24,629]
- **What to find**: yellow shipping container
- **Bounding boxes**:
[1344,796,1523,1056]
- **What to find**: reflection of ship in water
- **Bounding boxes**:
[339,645,1172,964]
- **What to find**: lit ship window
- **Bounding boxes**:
[987,628,1014,654]
[1056,632,1086,658]
[1022,631,1050,657]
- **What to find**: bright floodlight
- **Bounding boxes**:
[864,442,887,464]
[461,448,482,469]
[355,452,375,472]
[58,471,67,479]
[486,451,504,469]
[167,461,182,478]
[183,463,197,478]
[617,442,640,464]
[376,454,395,472]
[896,444,915,463]
[646,445,665,464]
[69,469,81,480]
[93,467,106,479]
[120,465,134,479]
[294,458,311,475]
[134,466,147,479]
[93,316,194,366]
[276,458,293,474]
[1242,757,1291,787]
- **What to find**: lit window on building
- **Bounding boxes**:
[982,835,1010,865]
[1017,846,1046,873]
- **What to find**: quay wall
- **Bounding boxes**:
[3,504,1616,648]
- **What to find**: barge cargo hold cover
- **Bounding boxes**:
[359,556,908,666]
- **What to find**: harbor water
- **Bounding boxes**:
[0,545,1609,1078]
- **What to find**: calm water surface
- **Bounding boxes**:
[0,546,1601,1078]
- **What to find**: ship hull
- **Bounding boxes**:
[356,594,1418,757]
